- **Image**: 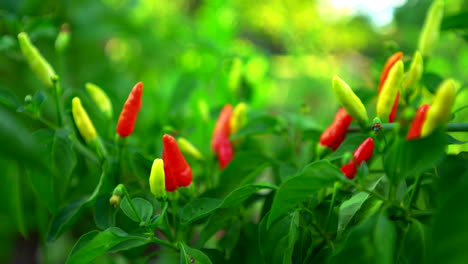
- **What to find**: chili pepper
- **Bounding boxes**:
[377,60,404,123]
[211,104,233,152]
[149,158,167,200]
[332,75,368,125]
[116,82,143,137]
[17,32,56,87]
[319,108,353,151]
[228,58,243,93]
[421,79,456,137]
[55,24,70,53]
[378,52,403,93]
[402,51,423,100]
[230,102,247,136]
[72,97,97,143]
[340,137,374,179]
[86,82,113,119]
[216,136,234,169]
[418,0,444,57]
[162,134,192,192]
[406,104,430,140]
[177,137,204,161]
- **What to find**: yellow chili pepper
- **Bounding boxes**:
[402,51,423,100]
[332,75,368,125]
[377,60,404,123]
[177,137,204,161]
[85,82,113,119]
[417,0,444,57]
[230,102,247,136]
[149,158,167,200]
[17,32,56,87]
[421,79,457,137]
[72,97,98,143]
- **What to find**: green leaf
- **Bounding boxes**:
[181,183,276,224]
[432,182,468,264]
[259,211,299,264]
[441,11,468,30]
[268,160,341,228]
[66,227,148,264]
[447,134,468,145]
[422,72,443,94]
[337,178,382,237]
[195,208,238,248]
[94,195,116,229]
[384,131,446,184]
[0,86,19,109]
[230,116,279,139]
[180,242,213,264]
[399,219,427,264]
[120,197,153,224]
[330,212,396,264]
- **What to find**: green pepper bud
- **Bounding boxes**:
[332,75,368,126]
[402,51,423,100]
[55,23,70,53]
[18,32,56,88]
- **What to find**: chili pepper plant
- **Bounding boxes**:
[1,0,468,263]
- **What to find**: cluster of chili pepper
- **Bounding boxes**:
[211,103,247,169]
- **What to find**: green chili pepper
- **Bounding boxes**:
[17,32,56,87]
[86,82,113,119]
[177,137,204,161]
[332,75,368,125]
[417,0,444,57]
[421,79,456,137]
[377,60,404,123]
[55,24,70,53]
[402,51,423,100]
[228,58,243,93]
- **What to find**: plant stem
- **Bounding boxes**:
[407,173,423,209]
[348,122,468,132]
[148,236,178,250]
[325,182,339,230]
[52,78,63,127]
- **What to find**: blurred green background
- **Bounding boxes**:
[0,0,467,263]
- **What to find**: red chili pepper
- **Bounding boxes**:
[116,82,143,137]
[340,137,374,179]
[211,104,233,152]
[406,104,430,140]
[319,108,353,151]
[379,52,403,123]
[216,136,233,169]
[162,134,192,192]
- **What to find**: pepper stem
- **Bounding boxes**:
[348,122,468,132]
[52,76,63,127]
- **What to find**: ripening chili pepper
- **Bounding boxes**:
[55,24,70,53]
[177,137,204,161]
[18,32,56,88]
[332,75,368,125]
[72,97,98,143]
[149,158,167,200]
[406,104,430,140]
[418,0,444,57]
[319,108,353,151]
[162,134,192,192]
[230,102,247,136]
[86,82,113,119]
[116,82,143,137]
[109,184,124,207]
[421,79,456,137]
[377,60,404,123]
[340,137,374,179]
[216,136,234,169]
[211,104,233,152]
[402,51,424,100]
[378,52,403,93]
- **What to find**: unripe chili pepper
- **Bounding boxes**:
[17,32,56,87]
[72,97,97,143]
[55,23,70,53]
[418,0,444,57]
[86,82,113,119]
[378,52,403,93]
[402,51,424,99]
[340,137,374,179]
[216,136,234,169]
[177,137,204,161]
[319,108,353,151]
[149,158,167,200]
[421,79,456,137]
[377,60,404,123]
[406,104,430,140]
[116,82,143,137]
[332,75,368,125]
[211,104,233,152]
[162,134,192,192]
[230,102,247,136]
